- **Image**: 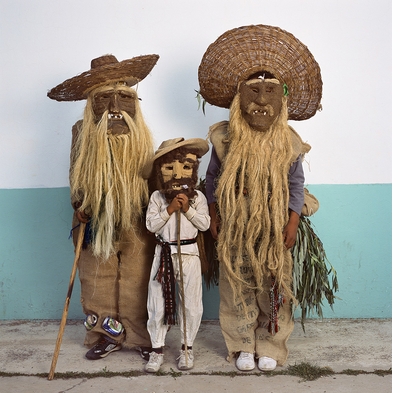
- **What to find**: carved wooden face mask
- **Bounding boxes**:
[92,85,137,135]
[161,152,197,188]
[159,152,198,201]
[239,78,283,132]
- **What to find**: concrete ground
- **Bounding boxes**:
[0,318,392,392]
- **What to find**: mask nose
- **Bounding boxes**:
[255,89,268,105]
[109,93,120,113]
[172,162,182,179]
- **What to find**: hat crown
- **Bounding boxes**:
[156,138,184,154]
[91,55,119,69]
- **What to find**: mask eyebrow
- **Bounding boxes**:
[245,78,280,85]
[94,84,136,96]
[181,157,196,164]
[94,89,114,98]
[173,153,196,164]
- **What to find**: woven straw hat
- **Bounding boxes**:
[143,137,209,179]
[198,25,322,120]
[47,54,159,101]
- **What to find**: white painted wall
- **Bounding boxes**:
[0,0,392,188]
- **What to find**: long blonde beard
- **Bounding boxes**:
[216,93,294,302]
[70,94,154,259]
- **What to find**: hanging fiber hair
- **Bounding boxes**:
[70,84,154,259]
[216,91,295,308]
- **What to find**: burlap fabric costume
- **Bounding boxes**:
[71,208,155,348]
[198,25,322,366]
[48,54,159,350]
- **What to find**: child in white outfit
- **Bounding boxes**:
[142,137,210,372]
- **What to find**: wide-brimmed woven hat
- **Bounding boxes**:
[143,137,209,179]
[47,54,159,101]
[198,25,322,120]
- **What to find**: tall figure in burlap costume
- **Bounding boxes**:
[198,25,322,371]
[48,54,159,360]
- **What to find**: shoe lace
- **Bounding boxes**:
[239,352,253,360]
[149,352,162,363]
[177,349,193,361]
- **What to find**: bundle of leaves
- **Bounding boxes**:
[291,216,339,330]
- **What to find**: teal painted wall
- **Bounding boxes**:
[0,184,392,321]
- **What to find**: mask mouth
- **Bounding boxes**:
[252,109,269,116]
[171,183,184,190]
[247,104,275,117]
[163,179,192,190]
[108,113,124,120]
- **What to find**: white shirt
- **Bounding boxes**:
[146,190,210,255]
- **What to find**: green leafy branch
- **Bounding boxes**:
[291,216,339,331]
[195,90,207,115]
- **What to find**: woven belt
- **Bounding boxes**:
[155,236,196,246]
[168,238,197,246]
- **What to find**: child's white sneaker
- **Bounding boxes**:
[145,351,164,373]
[177,349,194,370]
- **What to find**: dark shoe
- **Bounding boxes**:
[137,346,152,361]
[85,335,122,360]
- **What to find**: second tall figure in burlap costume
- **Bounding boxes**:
[198,25,322,371]
[48,54,159,360]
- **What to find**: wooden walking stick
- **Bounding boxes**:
[48,222,86,380]
[176,210,189,365]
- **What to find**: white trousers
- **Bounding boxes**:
[147,252,203,348]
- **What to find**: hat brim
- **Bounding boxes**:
[143,138,209,179]
[48,54,159,102]
[198,25,322,121]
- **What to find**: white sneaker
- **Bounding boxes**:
[145,351,164,373]
[258,356,277,371]
[177,349,194,370]
[236,351,255,371]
